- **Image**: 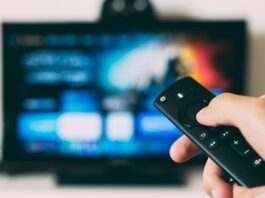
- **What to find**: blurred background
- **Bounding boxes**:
[0,0,264,197]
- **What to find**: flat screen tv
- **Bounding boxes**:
[2,20,247,182]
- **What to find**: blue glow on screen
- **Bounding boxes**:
[14,33,221,158]
[61,90,100,112]
[18,113,59,141]
[211,89,224,96]
[137,112,182,138]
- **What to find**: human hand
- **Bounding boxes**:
[170,93,265,198]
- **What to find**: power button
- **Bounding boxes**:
[160,96,166,102]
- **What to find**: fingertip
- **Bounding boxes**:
[196,107,206,122]
[196,106,219,126]
[169,136,201,163]
[196,107,213,126]
[207,176,232,198]
[211,189,227,198]
[169,142,178,162]
[214,183,232,198]
[169,141,187,163]
[211,188,231,198]
[203,159,232,198]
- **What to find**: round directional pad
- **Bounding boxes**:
[179,100,208,127]
[186,101,208,121]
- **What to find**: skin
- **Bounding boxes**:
[170,93,265,198]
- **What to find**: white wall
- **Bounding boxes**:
[0,0,265,159]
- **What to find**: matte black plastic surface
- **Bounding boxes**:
[154,76,265,187]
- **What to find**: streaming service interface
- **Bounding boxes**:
[5,26,242,158]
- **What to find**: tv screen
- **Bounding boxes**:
[2,21,246,166]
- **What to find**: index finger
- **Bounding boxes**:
[170,135,201,162]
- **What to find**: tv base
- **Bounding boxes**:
[56,169,185,186]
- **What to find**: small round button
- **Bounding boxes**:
[178,100,208,127]
[253,158,263,167]
[208,139,218,150]
[220,130,231,139]
[160,96,166,102]
[199,132,208,141]
[176,92,184,100]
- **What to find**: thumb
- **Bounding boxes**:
[196,93,265,159]
[196,93,257,127]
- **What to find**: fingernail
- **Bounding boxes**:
[256,191,265,198]
[212,190,222,198]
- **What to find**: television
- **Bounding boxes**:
[2,21,247,183]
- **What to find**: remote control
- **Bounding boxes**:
[154,76,265,187]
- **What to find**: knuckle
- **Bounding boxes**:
[215,92,235,102]
[208,93,234,108]
[249,98,265,117]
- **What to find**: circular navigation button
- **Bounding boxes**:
[186,101,208,121]
[178,100,209,127]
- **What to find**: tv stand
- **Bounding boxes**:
[56,167,185,185]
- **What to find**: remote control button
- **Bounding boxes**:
[199,131,208,141]
[253,158,263,167]
[176,92,184,100]
[179,100,208,127]
[243,149,251,156]
[220,130,231,139]
[208,139,218,150]
[186,101,208,121]
[231,139,252,157]
[228,177,234,183]
[160,96,166,102]
[222,170,234,184]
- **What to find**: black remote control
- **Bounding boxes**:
[154,76,265,187]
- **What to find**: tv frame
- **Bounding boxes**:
[2,20,247,173]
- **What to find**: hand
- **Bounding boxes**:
[170,93,265,198]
